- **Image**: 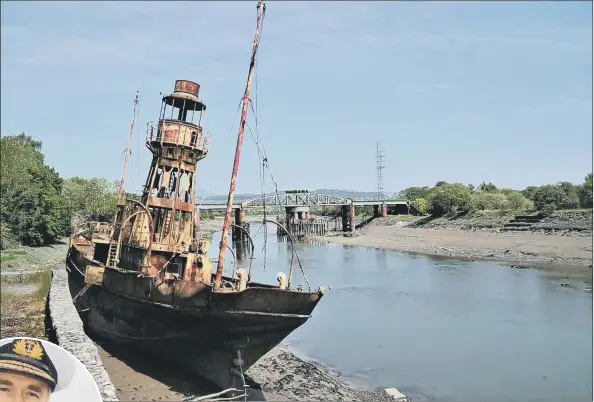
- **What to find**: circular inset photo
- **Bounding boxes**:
[0,337,102,402]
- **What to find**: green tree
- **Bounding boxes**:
[579,173,593,208]
[522,186,539,201]
[532,184,579,211]
[398,186,431,201]
[0,134,71,246]
[478,181,498,193]
[471,192,508,211]
[505,191,534,211]
[428,183,472,216]
[558,181,580,208]
[62,177,118,221]
[411,197,429,215]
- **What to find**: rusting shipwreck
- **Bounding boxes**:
[66,0,325,394]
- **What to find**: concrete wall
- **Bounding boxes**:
[48,267,119,401]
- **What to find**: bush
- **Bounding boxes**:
[62,177,118,222]
[505,191,534,211]
[0,225,19,251]
[428,183,472,216]
[411,197,429,215]
[471,192,509,211]
[478,181,498,193]
[398,186,431,201]
[532,184,579,210]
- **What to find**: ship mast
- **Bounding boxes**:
[117,91,140,205]
[214,0,266,290]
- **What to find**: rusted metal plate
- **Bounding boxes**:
[85,265,105,285]
[174,80,200,97]
[162,129,179,143]
[147,195,193,211]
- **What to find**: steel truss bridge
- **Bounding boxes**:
[198,191,409,210]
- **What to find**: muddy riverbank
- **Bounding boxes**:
[0,269,52,339]
[97,340,396,401]
[0,242,68,339]
[314,217,593,288]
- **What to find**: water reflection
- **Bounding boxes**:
[207,223,592,402]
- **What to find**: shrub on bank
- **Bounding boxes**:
[428,183,472,216]
[411,197,429,215]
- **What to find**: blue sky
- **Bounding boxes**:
[1,1,592,195]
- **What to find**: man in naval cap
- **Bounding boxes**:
[0,338,61,402]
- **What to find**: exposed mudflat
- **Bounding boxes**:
[97,340,396,401]
[248,346,395,401]
[197,217,225,233]
[323,220,593,266]
[315,216,593,291]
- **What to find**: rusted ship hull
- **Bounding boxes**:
[66,244,321,390]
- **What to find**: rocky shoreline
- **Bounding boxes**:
[248,345,398,401]
[404,210,593,237]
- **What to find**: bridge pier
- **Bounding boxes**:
[279,206,329,237]
[232,208,249,241]
[350,204,356,234]
[382,203,388,217]
[340,204,356,233]
[341,205,348,232]
[285,206,311,224]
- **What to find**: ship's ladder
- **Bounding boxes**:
[106,241,119,267]
[163,210,173,235]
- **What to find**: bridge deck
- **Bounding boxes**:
[198,199,408,209]
[353,200,408,206]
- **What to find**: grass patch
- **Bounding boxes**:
[0,249,27,261]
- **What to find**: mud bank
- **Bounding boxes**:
[97,340,400,401]
[314,218,593,286]
[48,268,119,401]
[198,217,225,233]
[0,270,51,339]
[248,345,399,401]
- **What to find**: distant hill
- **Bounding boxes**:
[196,189,220,200]
[200,193,262,203]
[198,188,386,204]
[314,188,378,200]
